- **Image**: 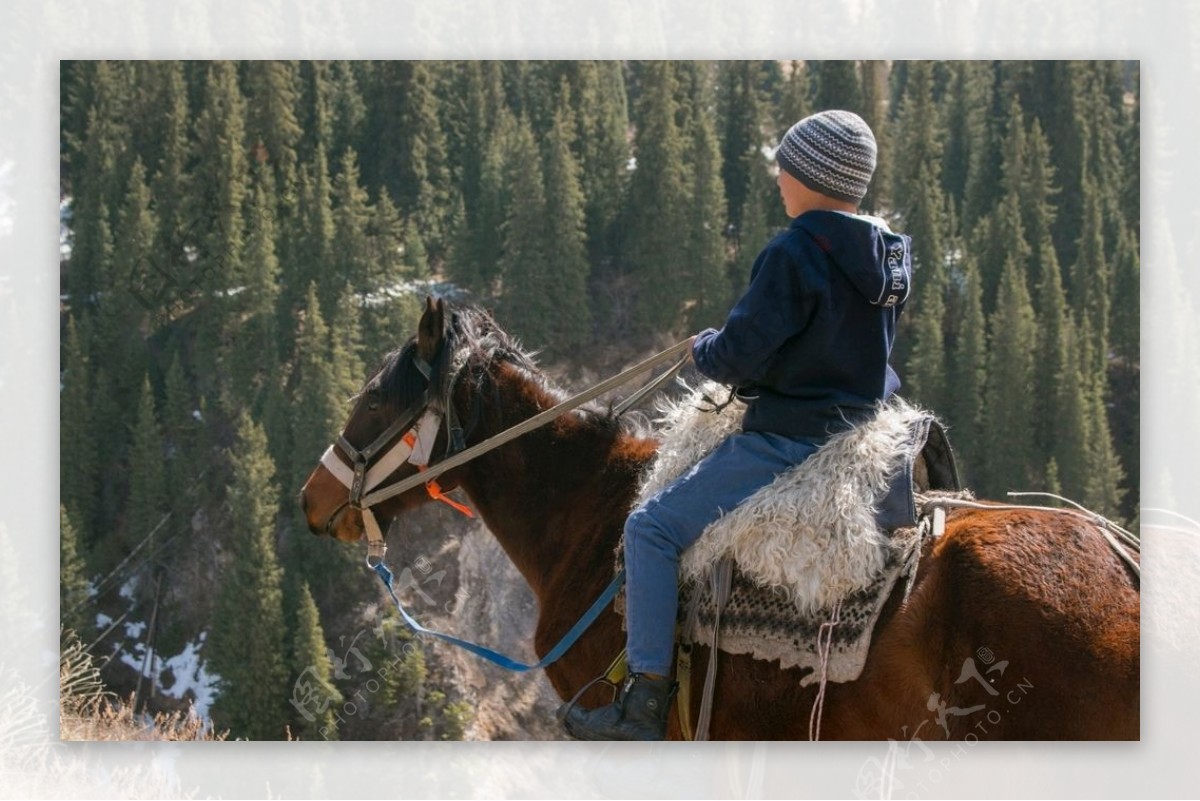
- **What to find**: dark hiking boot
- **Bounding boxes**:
[557,673,678,741]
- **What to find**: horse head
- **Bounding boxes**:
[299,296,465,550]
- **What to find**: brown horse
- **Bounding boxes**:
[299,300,1139,740]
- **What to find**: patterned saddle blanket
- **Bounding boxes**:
[616,382,960,685]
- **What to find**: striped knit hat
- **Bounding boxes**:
[775,110,877,204]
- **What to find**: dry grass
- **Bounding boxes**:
[58,632,227,742]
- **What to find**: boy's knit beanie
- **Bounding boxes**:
[775,110,877,204]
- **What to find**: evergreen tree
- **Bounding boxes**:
[571,61,631,269]
[496,118,556,349]
[776,61,811,141]
[1031,236,1071,474]
[283,143,336,330]
[207,414,289,741]
[1082,368,1126,520]
[944,253,986,483]
[1071,182,1111,378]
[290,283,346,495]
[539,88,593,356]
[1110,223,1139,368]
[979,256,1037,496]
[943,62,992,227]
[891,61,942,213]
[330,147,373,305]
[329,282,366,403]
[290,581,343,740]
[125,375,167,561]
[813,60,863,114]
[625,61,690,335]
[162,353,201,545]
[717,61,767,247]
[147,61,192,319]
[297,61,334,160]
[684,73,732,331]
[61,316,97,551]
[897,160,947,412]
[67,62,129,307]
[858,60,889,214]
[60,505,91,638]
[329,61,367,162]
[97,157,156,412]
[192,61,249,396]
[366,62,452,259]
[245,61,303,195]
[232,164,282,413]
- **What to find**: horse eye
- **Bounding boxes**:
[366,390,382,412]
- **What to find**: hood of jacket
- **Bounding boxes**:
[793,210,912,309]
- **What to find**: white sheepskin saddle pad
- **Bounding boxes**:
[617,381,950,684]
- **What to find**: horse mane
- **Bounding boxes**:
[373,302,645,438]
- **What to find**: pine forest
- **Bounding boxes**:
[58,60,1139,740]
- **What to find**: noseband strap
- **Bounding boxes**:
[321,352,480,564]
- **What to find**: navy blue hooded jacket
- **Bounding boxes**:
[692,209,912,440]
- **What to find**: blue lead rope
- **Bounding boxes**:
[372,561,625,672]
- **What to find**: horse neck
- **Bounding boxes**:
[455,361,655,605]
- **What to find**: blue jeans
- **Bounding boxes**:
[623,430,824,675]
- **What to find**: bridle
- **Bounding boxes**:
[318,351,474,566]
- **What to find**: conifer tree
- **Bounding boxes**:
[232,164,282,413]
[207,413,289,741]
[1082,370,1126,520]
[897,160,947,412]
[813,60,863,114]
[776,61,811,141]
[718,61,767,246]
[61,316,97,551]
[290,283,346,495]
[288,144,336,319]
[67,63,129,306]
[329,282,366,403]
[162,353,201,544]
[979,256,1038,496]
[290,581,343,740]
[1021,120,1059,294]
[944,62,992,227]
[684,73,732,332]
[1110,222,1139,368]
[98,158,156,411]
[298,61,334,161]
[147,61,191,311]
[539,89,593,356]
[1031,237,1071,473]
[496,118,556,349]
[1071,183,1111,378]
[858,60,889,214]
[571,61,631,268]
[944,253,986,483]
[60,505,91,638]
[126,375,167,560]
[625,61,690,335]
[192,61,249,394]
[329,61,367,162]
[245,61,303,196]
[330,147,373,306]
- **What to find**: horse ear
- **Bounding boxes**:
[417,295,445,362]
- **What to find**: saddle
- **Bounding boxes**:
[614,382,961,687]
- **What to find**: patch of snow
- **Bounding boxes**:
[159,634,220,720]
[192,409,203,422]
[626,156,637,171]
[360,278,467,308]
[124,620,147,639]
[95,612,113,629]
[86,579,99,599]
[118,576,139,600]
[59,193,72,257]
